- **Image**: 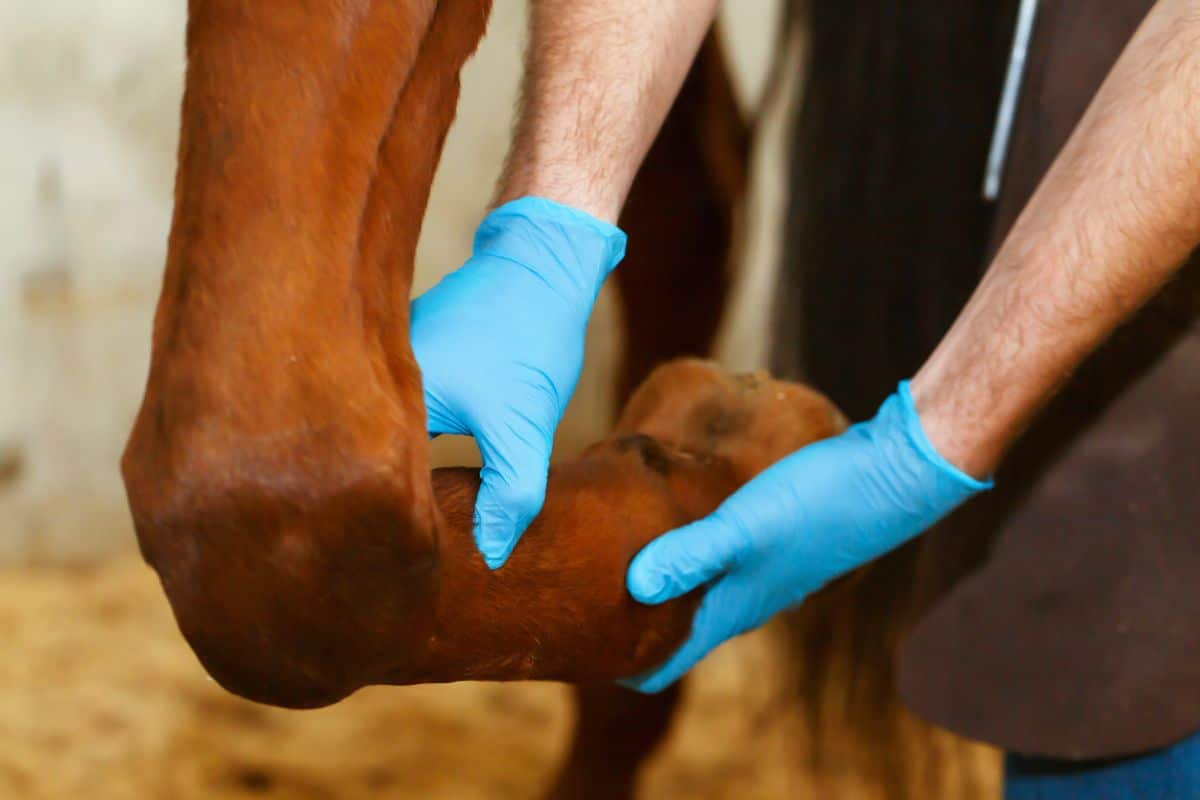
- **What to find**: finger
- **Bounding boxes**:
[418,376,468,439]
[626,515,747,605]
[618,586,735,694]
[473,415,552,570]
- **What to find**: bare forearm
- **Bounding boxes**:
[495,0,720,222]
[911,0,1200,478]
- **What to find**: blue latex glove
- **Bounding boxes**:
[622,382,991,692]
[411,197,626,569]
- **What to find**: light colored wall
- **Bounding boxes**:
[0,1,788,564]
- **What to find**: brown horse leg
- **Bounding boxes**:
[546,684,683,800]
[613,28,749,404]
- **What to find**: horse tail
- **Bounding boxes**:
[770,1,1019,795]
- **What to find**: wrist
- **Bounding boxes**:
[894,381,993,490]
[494,169,625,225]
[907,362,1012,481]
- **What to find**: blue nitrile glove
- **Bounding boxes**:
[410,197,626,569]
[622,381,991,692]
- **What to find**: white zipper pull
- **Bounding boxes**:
[984,0,1041,201]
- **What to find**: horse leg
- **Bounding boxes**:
[545,683,683,800]
[613,27,749,404]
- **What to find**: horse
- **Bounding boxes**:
[122,1,1008,796]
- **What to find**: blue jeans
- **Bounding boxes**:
[1006,728,1200,799]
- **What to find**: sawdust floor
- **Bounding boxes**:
[0,557,999,799]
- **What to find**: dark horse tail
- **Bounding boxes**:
[770,1,1018,795]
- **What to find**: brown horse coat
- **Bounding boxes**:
[120,0,839,712]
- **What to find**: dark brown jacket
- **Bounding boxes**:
[777,0,1198,759]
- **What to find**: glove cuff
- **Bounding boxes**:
[895,380,994,494]
[474,196,628,307]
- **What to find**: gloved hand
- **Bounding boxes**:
[622,382,991,692]
[411,197,626,569]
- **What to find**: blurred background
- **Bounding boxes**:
[0,2,885,797]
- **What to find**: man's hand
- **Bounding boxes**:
[622,0,1200,692]
[411,197,625,569]
[418,0,712,568]
[622,383,990,693]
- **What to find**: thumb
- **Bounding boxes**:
[619,575,742,693]
[473,415,552,570]
[626,514,748,605]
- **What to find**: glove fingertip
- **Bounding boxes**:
[618,647,698,694]
[474,473,546,567]
[616,674,670,695]
[472,503,519,571]
[474,527,516,571]
[616,659,684,694]
[482,551,511,571]
[626,548,677,604]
